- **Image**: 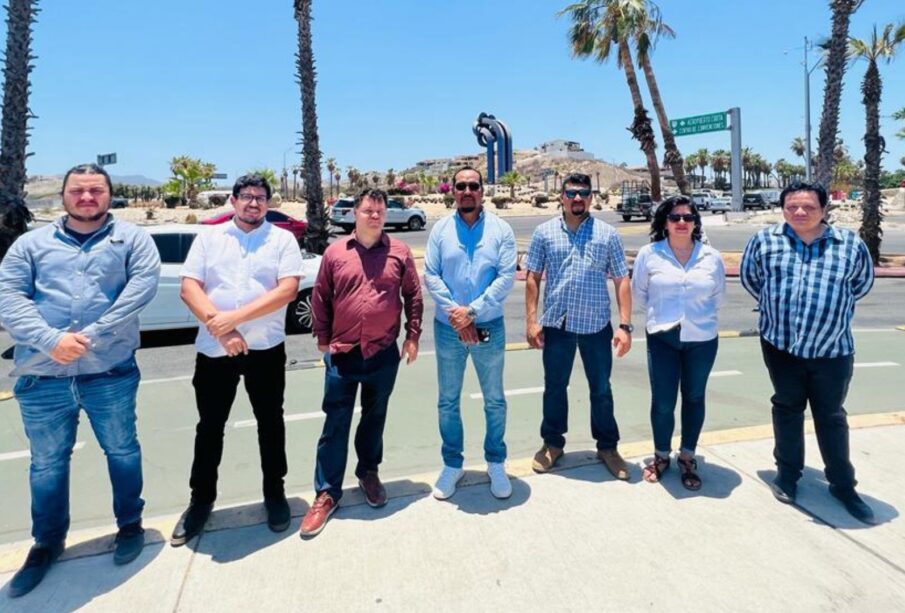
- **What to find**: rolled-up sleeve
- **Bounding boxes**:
[0,239,64,355]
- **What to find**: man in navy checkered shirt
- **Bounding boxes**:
[525,173,634,480]
[741,181,876,524]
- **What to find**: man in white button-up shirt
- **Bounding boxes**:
[171,174,303,546]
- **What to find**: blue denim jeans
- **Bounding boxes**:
[541,324,619,450]
[434,317,507,468]
[314,344,400,502]
[646,327,719,455]
[14,358,143,546]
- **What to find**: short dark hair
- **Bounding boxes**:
[451,165,483,186]
[650,195,703,242]
[62,163,113,194]
[561,173,592,190]
[354,188,388,209]
[780,180,828,208]
[232,174,272,200]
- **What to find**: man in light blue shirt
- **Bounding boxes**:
[424,166,516,500]
[0,164,160,598]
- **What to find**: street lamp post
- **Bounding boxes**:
[802,36,824,182]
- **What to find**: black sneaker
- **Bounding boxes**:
[829,485,877,525]
[770,477,797,504]
[8,541,65,598]
[170,502,213,547]
[113,521,145,565]
[264,496,291,533]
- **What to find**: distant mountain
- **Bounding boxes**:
[110,175,162,186]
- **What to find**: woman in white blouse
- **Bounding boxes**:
[632,196,726,490]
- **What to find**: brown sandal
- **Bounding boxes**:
[677,456,702,491]
[642,455,670,483]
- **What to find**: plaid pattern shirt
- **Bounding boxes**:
[525,216,628,334]
[740,223,874,359]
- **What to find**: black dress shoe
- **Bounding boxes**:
[114,521,146,565]
[264,496,291,533]
[770,478,797,504]
[8,541,65,598]
[829,485,877,525]
[170,502,213,547]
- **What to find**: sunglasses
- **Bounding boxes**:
[454,181,482,192]
[667,213,697,223]
[564,188,592,199]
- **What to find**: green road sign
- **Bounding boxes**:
[669,112,727,136]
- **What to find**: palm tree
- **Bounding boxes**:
[815,0,865,189]
[295,0,328,254]
[325,157,336,198]
[561,0,661,201]
[499,170,525,199]
[710,149,729,184]
[0,0,37,261]
[790,136,806,159]
[694,148,709,188]
[385,168,396,188]
[849,22,905,265]
[631,3,689,195]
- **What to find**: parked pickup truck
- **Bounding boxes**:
[691,192,714,211]
[619,194,655,221]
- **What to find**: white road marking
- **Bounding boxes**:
[853,362,899,369]
[140,375,192,386]
[470,386,569,400]
[0,442,86,462]
[710,370,743,377]
[233,406,361,429]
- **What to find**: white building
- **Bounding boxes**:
[536,140,595,161]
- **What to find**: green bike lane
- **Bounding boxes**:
[0,330,903,545]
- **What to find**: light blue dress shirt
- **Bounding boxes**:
[0,215,161,376]
[424,209,516,325]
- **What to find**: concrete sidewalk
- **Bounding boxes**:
[2,418,904,612]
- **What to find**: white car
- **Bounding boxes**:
[708,196,733,213]
[141,224,322,334]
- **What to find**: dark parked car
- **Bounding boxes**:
[111,197,129,209]
[742,193,771,210]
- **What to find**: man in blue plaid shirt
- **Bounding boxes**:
[741,181,875,524]
[525,173,633,480]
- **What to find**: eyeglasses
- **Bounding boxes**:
[237,193,268,204]
[454,181,482,192]
[667,213,697,223]
[564,188,592,199]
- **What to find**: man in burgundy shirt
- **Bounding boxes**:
[300,188,422,538]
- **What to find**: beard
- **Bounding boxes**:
[458,204,477,214]
[570,203,588,217]
[238,215,264,227]
[67,210,108,223]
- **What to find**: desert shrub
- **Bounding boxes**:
[491,196,512,209]
[208,195,227,207]
[185,213,198,224]
[443,195,455,208]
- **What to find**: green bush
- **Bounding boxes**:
[208,195,227,207]
[443,195,455,208]
[163,195,182,209]
[533,194,549,207]
[491,196,512,209]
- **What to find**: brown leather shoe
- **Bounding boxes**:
[598,448,630,481]
[358,471,387,508]
[532,444,564,473]
[299,492,336,538]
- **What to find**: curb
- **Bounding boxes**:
[2,410,903,573]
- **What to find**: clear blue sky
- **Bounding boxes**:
[10,0,905,182]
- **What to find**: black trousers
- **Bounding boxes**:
[760,339,856,490]
[190,343,287,504]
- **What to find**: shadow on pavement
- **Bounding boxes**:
[447,475,531,515]
[334,479,430,524]
[757,468,899,529]
[190,521,297,564]
[0,537,163,612]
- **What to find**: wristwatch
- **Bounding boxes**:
[618,323,634,333]
[467,307,477,320]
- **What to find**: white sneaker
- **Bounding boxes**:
[433,465,465,500]
[487,462,512,499]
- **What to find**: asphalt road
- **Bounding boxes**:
[0,330,902,545]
